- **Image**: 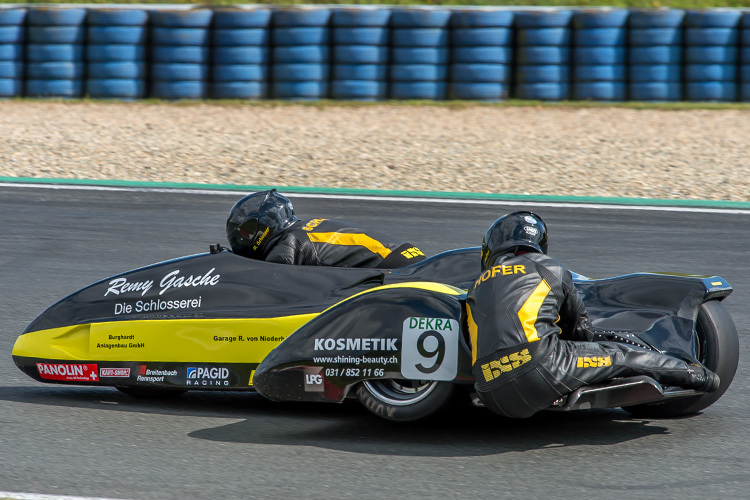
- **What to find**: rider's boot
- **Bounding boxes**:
[684,365,720,393]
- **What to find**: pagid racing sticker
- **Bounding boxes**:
[400,317,459,381]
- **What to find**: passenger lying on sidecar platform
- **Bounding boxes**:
[226,189,426,268]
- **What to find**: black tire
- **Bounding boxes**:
[390,9,452,28]
[212,8,272,29]
[149,9,213,29]
[514,10,574,29]
[389,82,446,100]
[0,61,23,79]
[330,80,387,100]
[331,8,391,27]
[626,300,739,418]
[116,387,187,399]
[272,8,331,28]
[0,78,22,97]
[27,8,86,26]
[25,79,83,98]
[86,8,149,27]
[151,80,207,100]
[355,379,454,422]
[86,79,146,99]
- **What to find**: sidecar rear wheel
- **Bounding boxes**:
[355,379,454,422]
[625,300,739,418]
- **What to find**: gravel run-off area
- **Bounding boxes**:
[1,101,748,201]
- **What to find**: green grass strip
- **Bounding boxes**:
[3,176,750,209]
[4,97,750,111]
[4,0,750,7]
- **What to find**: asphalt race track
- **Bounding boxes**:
[1,185,748,500]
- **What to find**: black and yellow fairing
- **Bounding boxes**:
[253,282,474,403]
[13,244,733,404]
[253,267,734,404]
[12,247,481,391]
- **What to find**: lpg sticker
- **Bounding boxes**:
[400,317,459,381]
[303,367,325,392]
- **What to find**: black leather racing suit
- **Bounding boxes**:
[466,251,701,418]
[262,218,426,268]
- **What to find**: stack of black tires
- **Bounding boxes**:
[85,8,148,100]
[210,7,271,99]
[449,8,513,101]
[25,7,86,98]
[572,9,628,101]
[150,8,212,100]
[0,7,24,97]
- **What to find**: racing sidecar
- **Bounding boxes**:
[12,245,739,421]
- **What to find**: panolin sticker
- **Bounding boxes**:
[37,363,99,382]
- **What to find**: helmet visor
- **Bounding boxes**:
[237,217,259,240]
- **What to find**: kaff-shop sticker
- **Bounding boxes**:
[400,317,458,381]
[100,367,130,378]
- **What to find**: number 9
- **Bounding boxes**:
[415,330,445,374]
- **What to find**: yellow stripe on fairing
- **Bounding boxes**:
[14,283,464,363]
[307,232,392,258]
[518,279,551,343]
[467,305,479,364]
[321,281,464,315]
[12,314,318,363]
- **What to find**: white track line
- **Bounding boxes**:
[2,181,750,215]
[0,492,134,500]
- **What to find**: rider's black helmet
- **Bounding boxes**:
[481,211,548,270]
[226,189,299,259]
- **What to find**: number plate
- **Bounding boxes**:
[400,317,459,381]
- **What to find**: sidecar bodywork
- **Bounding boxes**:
[12,246,737,420]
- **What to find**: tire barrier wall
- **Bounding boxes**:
[0,7,25,97]
[2,5,750,102]
[628,9,684,101]
[86,8,148,99]
[684,9,741,101]
[211,7,271,99]
[389,8,451,100]
[515,10,573,101]
[331,7,390,101]
[271,7,331,100]
[25,7,86,98]
[150,8,212,99]
[450,8,513,100]
[573,9,628,101]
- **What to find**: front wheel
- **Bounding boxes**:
[355,379,454,422]
[626,300,739,418]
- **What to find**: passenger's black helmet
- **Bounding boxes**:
[481,211,548,270]
[226,189,299,259]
